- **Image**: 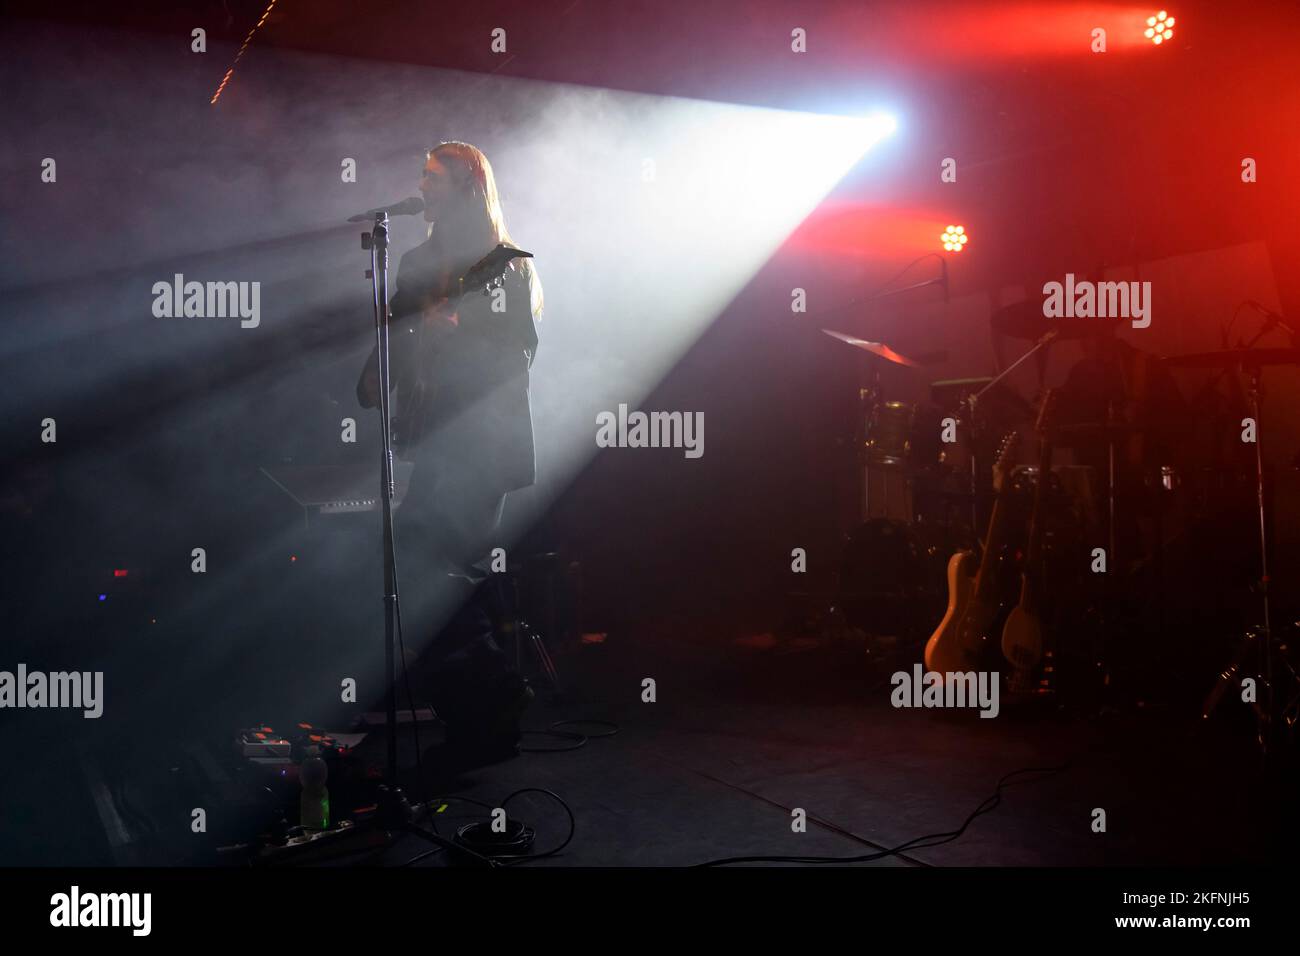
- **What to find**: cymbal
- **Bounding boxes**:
[821,329,923,368]
[990,300,1119,341]
[1161,348,1300,369]
[929,377,1033,419]
[930,376,994,389]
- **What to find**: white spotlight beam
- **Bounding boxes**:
[509,91,897,493]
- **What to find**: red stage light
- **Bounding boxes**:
[941,224,968,253]
[1145,10,1174,45]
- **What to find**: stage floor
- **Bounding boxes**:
[11,619,1292,867]
[369,626,1288,868]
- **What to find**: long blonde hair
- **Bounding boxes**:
[427,141,543,319]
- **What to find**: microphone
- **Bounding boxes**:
[347,196,425,223]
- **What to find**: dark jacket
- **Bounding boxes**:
[360,235,540,497]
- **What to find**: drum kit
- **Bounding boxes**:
[824,305,1300,751]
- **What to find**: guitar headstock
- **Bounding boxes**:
[458,243,534,297]
[992,430,1020,492]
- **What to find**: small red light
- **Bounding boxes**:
[113,569,129,577]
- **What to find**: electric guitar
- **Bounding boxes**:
[389,242,533,459]
[924,431,1020,676]
[1000,389,1058,674]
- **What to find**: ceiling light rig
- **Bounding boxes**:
[941,225,968,253]
[1145,10,1175,45]
[211,0,280,105]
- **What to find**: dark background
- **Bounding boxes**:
[1,0,1297,863]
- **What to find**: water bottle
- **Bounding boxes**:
[299,755,330,831]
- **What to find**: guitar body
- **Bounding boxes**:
[999,389,1057,675]
[388,243,532,460]
[923,430,1021,679]
[1000,576,1043,671]
[924,551,978,674]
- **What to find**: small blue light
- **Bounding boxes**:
[98,594,107,602]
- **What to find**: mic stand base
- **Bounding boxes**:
[374,784,496,868]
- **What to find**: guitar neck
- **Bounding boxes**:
[1024,442,1054,567]
[972,487,1013,600]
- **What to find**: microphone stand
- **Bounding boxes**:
[360,213,491,866]
[865,275,946,300]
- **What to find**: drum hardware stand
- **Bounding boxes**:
[516,620,561,700]
[1200,362,1299,755]
[492,568,562,702]
[967,328,1060,542]
[859,361,883,523]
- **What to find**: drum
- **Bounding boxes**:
[838,518,945,636]
[1052,464,1101,531]
[1010,464,1047,495]
[1009,464,1076,515]
[865,401,916,468]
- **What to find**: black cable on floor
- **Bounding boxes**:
[495,787,576,864]
[520,729,587,752]
[396,714,608,861]
[549,718,619,738]
[415,788,576,865]
[693,762,1071,867]
[686,766,932,867]
[519,718,619,752]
